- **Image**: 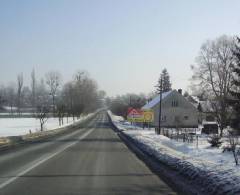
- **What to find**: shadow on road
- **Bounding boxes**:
[1,173,156,178]
[35,137,122,144]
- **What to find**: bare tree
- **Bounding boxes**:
[31,69,36,108]
[56,103,65,126]
[228,131,239,165]
[45,71,62,113]
[191,35,235,136]
[22,86,31,107]
[17,73,23,115]
[35,105,49,131]
[0,87,5,109]
[35,81,50,131]
[61,71,102,119]
[6,83,16,114]
[73,71,92,117]
[62,82,75,120]
[35,78,48,106]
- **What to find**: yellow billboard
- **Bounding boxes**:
[143,110,154,122]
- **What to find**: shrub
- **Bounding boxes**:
[207,134,222,147]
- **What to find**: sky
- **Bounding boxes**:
[0,0,240,96]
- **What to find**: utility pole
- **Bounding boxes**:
[158,78,163,135]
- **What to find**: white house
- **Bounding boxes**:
[142,90,199,128]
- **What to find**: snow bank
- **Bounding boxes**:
[108,111,240,195]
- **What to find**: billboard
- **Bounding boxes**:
[127,108,144,122]
[143,110,154,122]
[127,108,154,123]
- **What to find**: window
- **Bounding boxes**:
[161,116,167,122]
[172,100,178,107]
[184,116,189,120]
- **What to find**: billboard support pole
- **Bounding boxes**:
[158,79,163,135]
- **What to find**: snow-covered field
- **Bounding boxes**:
[108,110,240,195]
[0,117,75,137]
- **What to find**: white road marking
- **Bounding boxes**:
[0,128,95,190]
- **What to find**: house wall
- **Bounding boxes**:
[153,91,198,128]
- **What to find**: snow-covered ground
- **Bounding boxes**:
[108,110,240,195]
[125,130,238,169]
[0,117,75,137]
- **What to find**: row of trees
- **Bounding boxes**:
[0,70,61,113]
[0,70,105,131]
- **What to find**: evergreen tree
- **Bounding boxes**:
[230,37,240,130]
[197,103,203,112]
[156,68,172,93]
[197,102,203,124]
[183,91,189,97]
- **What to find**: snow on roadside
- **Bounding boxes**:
[107,110,143,130]
[108,110,240,195]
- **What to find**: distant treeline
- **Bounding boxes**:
[0,70,106,118]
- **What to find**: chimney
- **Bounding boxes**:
[178,89,182,95]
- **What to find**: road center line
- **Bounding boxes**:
[0,128,95,190]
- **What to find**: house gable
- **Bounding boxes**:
[142,90,173,110]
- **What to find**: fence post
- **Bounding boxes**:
[196,135,198,149]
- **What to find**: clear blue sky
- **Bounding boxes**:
[0,0,240,96]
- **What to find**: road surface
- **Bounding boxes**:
[0,112,177,195]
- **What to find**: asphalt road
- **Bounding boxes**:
[0,112,177,195]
